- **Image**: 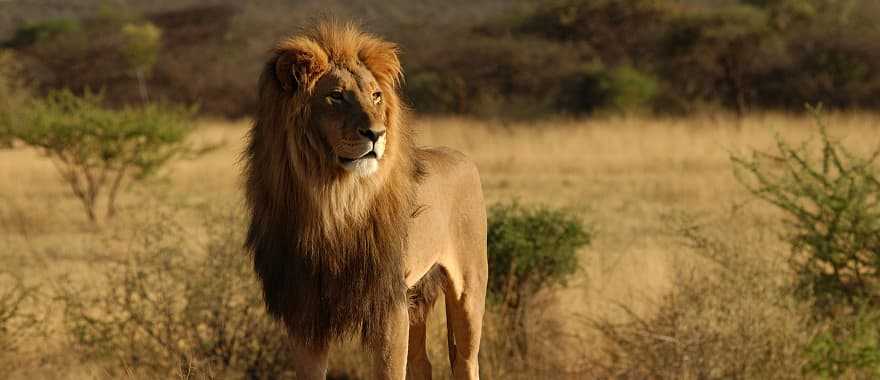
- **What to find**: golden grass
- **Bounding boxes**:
[1,113,879,378]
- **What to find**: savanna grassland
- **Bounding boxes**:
[2,113,878,379]
[5,1,880,378]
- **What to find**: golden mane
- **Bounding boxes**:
[243,21,425,347]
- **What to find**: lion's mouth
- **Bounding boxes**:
[339,151,378,164]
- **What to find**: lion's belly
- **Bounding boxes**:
[404,203,450,287]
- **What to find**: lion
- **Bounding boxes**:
[243,21,487,380]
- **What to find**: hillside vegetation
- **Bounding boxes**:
[3,0,880,118]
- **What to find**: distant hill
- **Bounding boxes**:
[4,0,880,118]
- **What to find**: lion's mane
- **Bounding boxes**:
[243,22,425,347]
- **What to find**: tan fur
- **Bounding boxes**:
[243,21,487,380]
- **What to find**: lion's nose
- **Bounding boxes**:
[358,127,386,143]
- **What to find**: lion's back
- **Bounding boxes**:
[416,146,479,182]
[414,145,486,238]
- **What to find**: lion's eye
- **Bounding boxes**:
[372,91,382,104]
[328,91,344,102]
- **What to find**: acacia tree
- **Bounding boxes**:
[733,107,880,313]
[2,90,195,222]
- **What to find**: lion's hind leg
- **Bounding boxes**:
[444,290,483,380]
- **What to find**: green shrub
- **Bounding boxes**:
[2,90,196,222]
[732,108,880,315]
[604,66,659,114]
[562,65,659,115]
[806,305,880,378]
[59,210,296,378]
[733,108,880,378]
[6,18,81,47]
[486,202,591,356]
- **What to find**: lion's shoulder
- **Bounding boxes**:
[415,146,476,176]
[413,146,481,202]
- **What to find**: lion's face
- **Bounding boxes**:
[308,65,388,177]
[264,25,403,181]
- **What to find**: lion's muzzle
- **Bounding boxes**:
[358,126,385,142]
[337,132,386,176]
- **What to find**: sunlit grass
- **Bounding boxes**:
[1,113,879,378]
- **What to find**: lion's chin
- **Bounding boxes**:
[340,156,380,177]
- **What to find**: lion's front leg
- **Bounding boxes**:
[373,302,411,380]
[291,340,330,380]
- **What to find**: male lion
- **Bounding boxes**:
[243,21,487,380]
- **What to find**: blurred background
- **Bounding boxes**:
[3,0,880,119]
[2,1,880,379]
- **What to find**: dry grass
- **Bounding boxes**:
[1,113,879,378]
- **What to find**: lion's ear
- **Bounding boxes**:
[359,40,403,89]
[273,38,329,93]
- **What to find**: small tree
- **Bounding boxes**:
[120,22,161,103]
[731,105,880,377]
[2,90,195,222]
[486,202,591,357]
[732,107,880,315]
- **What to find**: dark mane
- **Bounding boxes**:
[242,21,425,347]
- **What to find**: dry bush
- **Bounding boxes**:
[480,299,585,379]
[57,208,298,379]
[583,213,812,379]
[0,273,41,359]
